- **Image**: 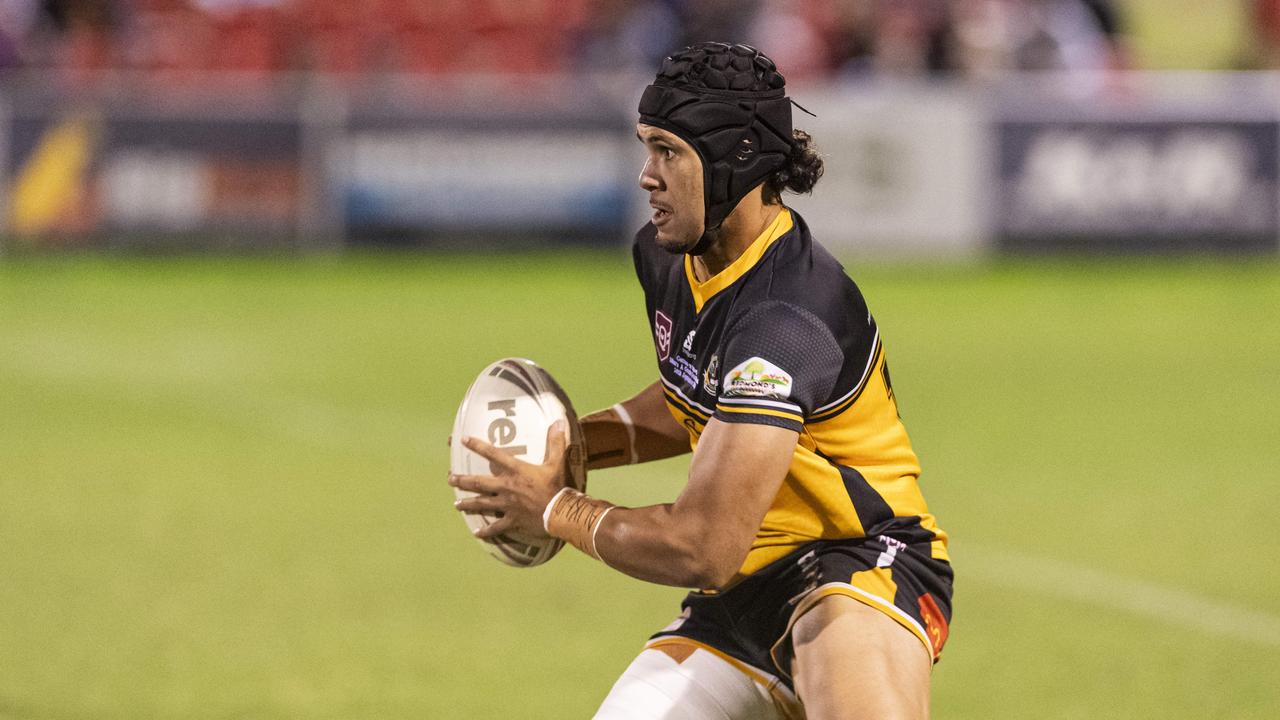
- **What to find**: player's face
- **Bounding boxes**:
[637,123,705,253]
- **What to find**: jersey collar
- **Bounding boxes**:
[684,207,793,313]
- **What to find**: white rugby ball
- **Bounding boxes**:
[450,358,587,567]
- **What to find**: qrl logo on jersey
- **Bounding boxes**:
[654,310,673,361]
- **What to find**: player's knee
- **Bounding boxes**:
[593,646,785,720]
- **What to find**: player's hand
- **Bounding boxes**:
[449,420,569,540]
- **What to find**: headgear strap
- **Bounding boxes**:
[638,43,795,256]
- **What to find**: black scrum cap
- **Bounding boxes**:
[638,42,795,254]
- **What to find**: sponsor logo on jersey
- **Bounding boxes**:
[654,310,673,361]
[669,354,699,388]
[723,357,792,400]
[681,329,696,356]
[702,354,719,396]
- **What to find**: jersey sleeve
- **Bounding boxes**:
[712,300,844,432]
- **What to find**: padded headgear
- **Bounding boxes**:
[638,42,795,255]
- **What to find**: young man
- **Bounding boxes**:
[450,42,953,720]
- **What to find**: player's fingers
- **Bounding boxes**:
[448,473,501,495]
[454,494,503,513]
[461,436,524,472]
[474,516,515,539]
[446,434,452,447]
[544,419,568,465]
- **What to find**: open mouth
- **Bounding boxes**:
[652,206,672,226]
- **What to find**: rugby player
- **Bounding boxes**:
[450,42,952,720]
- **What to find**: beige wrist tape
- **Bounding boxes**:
[611,402,639,465]
[543,487,615,561]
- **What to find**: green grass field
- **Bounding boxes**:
[1,252,1278,719]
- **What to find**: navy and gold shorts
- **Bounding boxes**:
[647,527,953,692]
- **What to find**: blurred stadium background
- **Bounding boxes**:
[1,1,1278,718]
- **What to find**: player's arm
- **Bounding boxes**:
[452,417,795,590]
[580,380,690,470]
[586,417,795,588]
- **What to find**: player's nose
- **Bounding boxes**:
[638,158,661,191]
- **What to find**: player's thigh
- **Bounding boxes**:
[594,642,786,720]
[791,594,931,720]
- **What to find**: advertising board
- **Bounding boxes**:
[5,108,303,249]
[339,109,634,245]
[995,119,1280,252]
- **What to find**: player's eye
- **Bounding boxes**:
[661,147,675,160]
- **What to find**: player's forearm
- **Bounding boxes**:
[593,503,749,589]
[581,381,690,470]
[544,489,745,588]
[545,420,795,590]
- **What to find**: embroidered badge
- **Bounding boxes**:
[702,354,720,396]
[654,310,673,361]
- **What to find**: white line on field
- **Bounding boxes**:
[0,346,428,457]
[8,345,1280,645]
[963,544,1280,648]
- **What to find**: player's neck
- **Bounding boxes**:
[691,200,782,281]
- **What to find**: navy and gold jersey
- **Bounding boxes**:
[633,207,949,581]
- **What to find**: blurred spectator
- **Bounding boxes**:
[950,0,1129,76]
[572,0,681,73]
[824,0,954,77]
[43,0,122,82]
[1011,0,1119,71]
[0,1,40,68]
[1080,0,1132,71]
[0,0,120,73]
[1251,0,1280,68]
[680,0,762,50]
[0,0,1138,83]
[744,0,833,82]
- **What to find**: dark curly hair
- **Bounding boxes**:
[762,130,824,205]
